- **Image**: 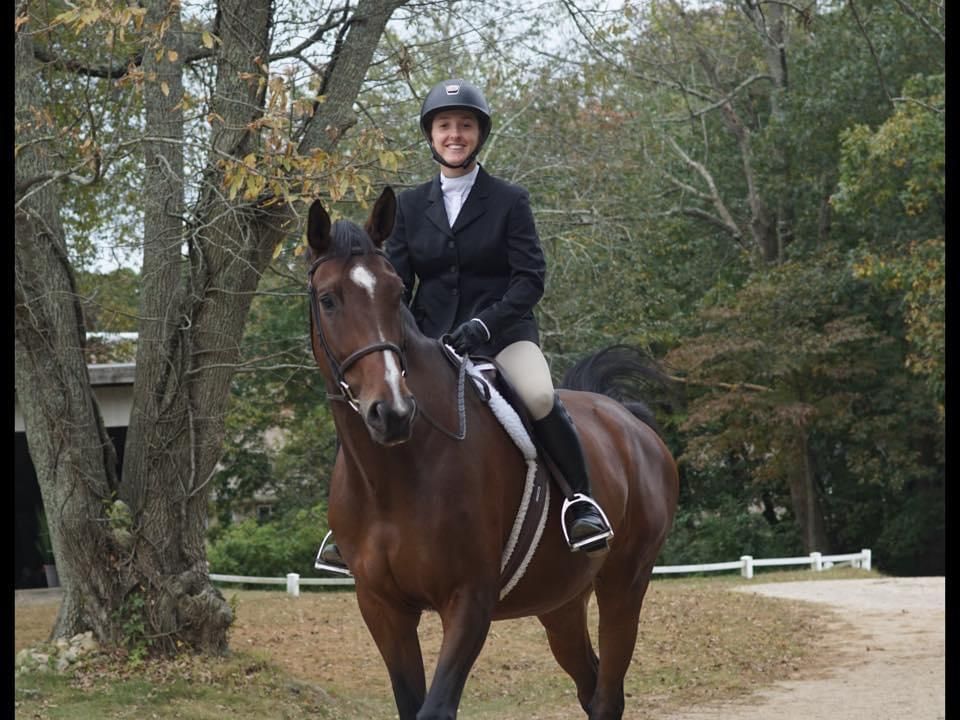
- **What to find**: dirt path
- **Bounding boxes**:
[663,577,945,720]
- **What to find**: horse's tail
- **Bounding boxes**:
[559,344,674,437]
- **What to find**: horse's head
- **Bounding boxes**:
[306,187,417,446]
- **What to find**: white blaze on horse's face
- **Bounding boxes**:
[349,263,405,410]
[349,265,377,299]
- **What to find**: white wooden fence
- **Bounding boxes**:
[210,548,872,598]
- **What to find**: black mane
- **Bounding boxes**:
[328,219,377,258]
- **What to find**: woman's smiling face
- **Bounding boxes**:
[430,109,480,174]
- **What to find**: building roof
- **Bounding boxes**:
[88,363,136,386]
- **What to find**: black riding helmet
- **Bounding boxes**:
[419,79,492,169]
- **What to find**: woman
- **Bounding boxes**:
[317,79,611,573]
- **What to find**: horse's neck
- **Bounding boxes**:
[405,332,457,391]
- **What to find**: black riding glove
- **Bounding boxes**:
[449,319,490,356]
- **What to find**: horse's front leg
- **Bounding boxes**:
[356,588,426,720]
[417,588,495,720]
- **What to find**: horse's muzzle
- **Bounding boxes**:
[364,396,417,446]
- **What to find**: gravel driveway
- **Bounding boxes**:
[663,577,945,720]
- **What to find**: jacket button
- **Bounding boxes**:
[447,240,455,248]
[449,265,457,274]
[451,288,459,296]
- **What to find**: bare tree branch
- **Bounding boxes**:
[666,373,771,393]
[15,160,100,204]
[267,7,348,62]
[33,45,214,79]
[33,46,144,79]
[665,135,744,240]
[660,73,775,122]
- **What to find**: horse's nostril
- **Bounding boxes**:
[367,401,386,426]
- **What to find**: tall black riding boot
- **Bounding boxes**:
[532,395,613,554]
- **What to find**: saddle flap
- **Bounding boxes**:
[438,341,575,499]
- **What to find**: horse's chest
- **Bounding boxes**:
[349,517,497,599]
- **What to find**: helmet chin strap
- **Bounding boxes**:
[429,144,480,170]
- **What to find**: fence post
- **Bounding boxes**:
[740,555,754,579]
[286,572,300,598]
[810,552,822,572]
[861,548,872,571]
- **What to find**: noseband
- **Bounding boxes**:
[308,247,407,413]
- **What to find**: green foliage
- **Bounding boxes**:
[111,590,152,666]
[661,495,803,567]
[874,485,944,576]
[833,74,944,414]
[833,75,943,237]
[206,503,329,580]
[211,260,337,528]
[665,246,942,567]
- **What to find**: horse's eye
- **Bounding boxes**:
[319,294,336,311]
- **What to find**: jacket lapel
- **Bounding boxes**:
[425,176,454,238]
[451,166,491,234]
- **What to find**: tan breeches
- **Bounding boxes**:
[494,340,556,421]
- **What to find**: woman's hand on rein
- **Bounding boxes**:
[449,319,490,355]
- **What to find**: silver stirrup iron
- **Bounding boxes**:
[561,494,614,550]
[313,529,354,577]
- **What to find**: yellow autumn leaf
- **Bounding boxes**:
[243,153,257,169]
[202,31,214,49]
[160,81,170,97]
[131,7,146,30]
[167,50,179,62]
[227,171,245,201]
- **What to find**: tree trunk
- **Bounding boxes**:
[15,18,123,645]
[16,0,407,653]
[785,432,829,553]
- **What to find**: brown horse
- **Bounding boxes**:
[305,187,679,720]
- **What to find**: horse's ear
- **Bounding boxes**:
[307,199,332,256]
[365,186,396,248]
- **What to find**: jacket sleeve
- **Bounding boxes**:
[384,196,416,306]
[475,190,546,338]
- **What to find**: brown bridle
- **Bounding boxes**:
[307,248,407,413]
